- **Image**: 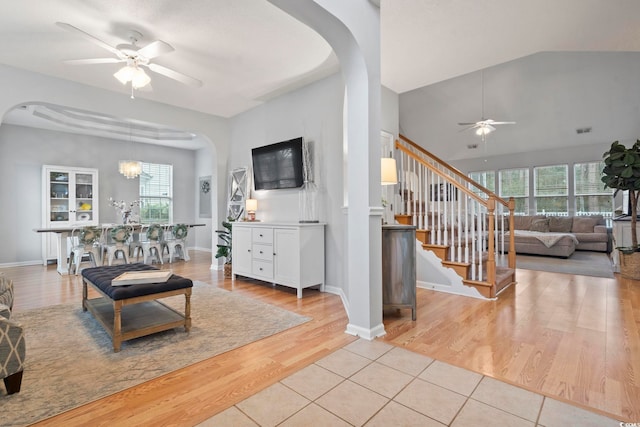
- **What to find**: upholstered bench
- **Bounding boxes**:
[81,264,192,352]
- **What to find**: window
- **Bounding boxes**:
[468,170,495,198]
[499,168,529,214]
[534,164,568,215]
[574,161,613,217]
[139,163,173,224]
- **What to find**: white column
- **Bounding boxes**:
[269,0,384,339]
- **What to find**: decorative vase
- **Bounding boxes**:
[122,211,131,224]
[299,180,319,223]
[223,263,232,279]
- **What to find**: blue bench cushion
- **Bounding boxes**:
[81,263,193,300]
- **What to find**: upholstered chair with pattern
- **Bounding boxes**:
[0,273,25,395]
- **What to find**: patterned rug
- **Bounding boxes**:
[499,251,615,278]
[0,282,310,427]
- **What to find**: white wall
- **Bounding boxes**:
[194,146,214,252]
[381,85,399,137]
[0,124,199,265]
[229,72,345,294]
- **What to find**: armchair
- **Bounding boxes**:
[0,273,25,395]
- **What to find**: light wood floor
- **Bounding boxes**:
[5,251,639,425]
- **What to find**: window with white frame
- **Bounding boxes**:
[468,170,495,198]
[574,161,613,217]
[499,168,529,214]
[534,164,568,215]
[139,162,173,224]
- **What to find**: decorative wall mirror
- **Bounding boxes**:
[227,167,249,220]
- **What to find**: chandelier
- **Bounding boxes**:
[119,125,141,179]
[118,160,142,179]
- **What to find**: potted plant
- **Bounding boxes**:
[215,216,237,278]
[602,140,640,279]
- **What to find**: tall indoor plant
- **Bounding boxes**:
[602,140,640,279]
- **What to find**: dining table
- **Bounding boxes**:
[34,223,206,275]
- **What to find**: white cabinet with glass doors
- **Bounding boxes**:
[42,165,99,263]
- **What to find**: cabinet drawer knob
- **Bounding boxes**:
[273,253,276,256]
[259,234,263,237]
[259,250,263,254]
[247,249,251,252]
[259,267,263,271]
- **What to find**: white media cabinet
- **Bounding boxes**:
[232,222,325,298]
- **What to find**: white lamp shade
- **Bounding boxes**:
[114,65,151,89]
[246,198,258,212]
[381,158,398,185]
[131,68,151,88]
[114,66,135,85]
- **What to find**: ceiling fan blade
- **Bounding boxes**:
[457,122,478,126]
[137,40,174,60]
[458,124,479,132]
[491,121,516,125]
[64,58,125,65]
[56,22,122,57]
[147,63,203,87]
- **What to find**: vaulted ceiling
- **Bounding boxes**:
[1,0,640,146]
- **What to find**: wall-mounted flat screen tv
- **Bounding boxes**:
[252,137,304,190]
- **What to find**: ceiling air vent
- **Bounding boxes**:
[467,144,478,149]
[576,127,592,134]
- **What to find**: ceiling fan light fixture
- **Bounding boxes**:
[114,65,151,88]
[475,125,493,136]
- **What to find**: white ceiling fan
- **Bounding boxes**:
[56,22,203,95]
[458,71,514,141]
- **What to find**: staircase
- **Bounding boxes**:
[392,135,516,299]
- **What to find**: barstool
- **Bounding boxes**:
[103,225,132,265]
[165,223,190,262]
[68,226,101,275]
[141,224,164,264]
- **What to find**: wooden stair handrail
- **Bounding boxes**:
[398,134,510,208]
[395,143,487,206]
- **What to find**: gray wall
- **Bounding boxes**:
[399,52,640,162]
[0,123,198,265]
[229,72,345,294]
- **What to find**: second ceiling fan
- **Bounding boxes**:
[458,71,514,141]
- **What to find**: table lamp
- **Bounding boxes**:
[246,199,258,221]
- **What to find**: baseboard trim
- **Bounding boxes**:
[0,260,43,268]
[345,322,386,340]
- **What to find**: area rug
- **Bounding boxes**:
[500,251,615,278]
[0,281,310,427]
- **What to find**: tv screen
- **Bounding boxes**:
[252,137,304,190]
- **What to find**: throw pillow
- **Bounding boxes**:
[548,216,573,233]
[529,218,550,232]
[572,217,599,233]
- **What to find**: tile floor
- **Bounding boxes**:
[198,339,621,427]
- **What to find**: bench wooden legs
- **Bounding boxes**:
[185,289,192,332]
[113,301,123,352]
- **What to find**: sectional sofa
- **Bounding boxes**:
[503,215,609,258]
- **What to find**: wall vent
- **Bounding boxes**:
[467,143,478,149]
[576,127,592,134]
